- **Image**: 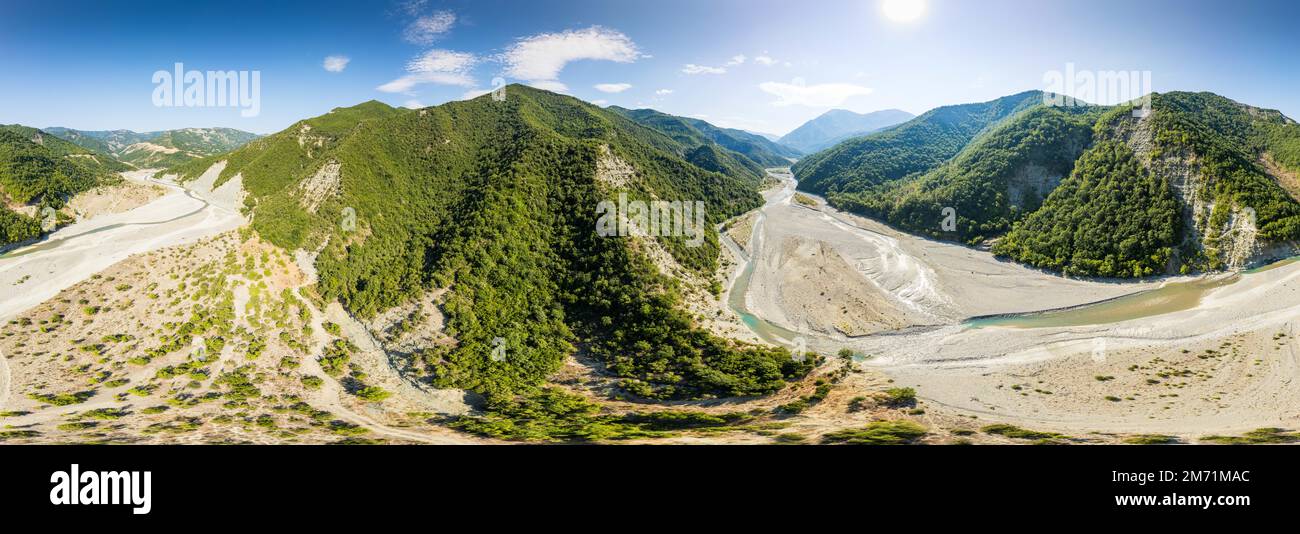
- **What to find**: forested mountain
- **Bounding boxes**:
[161,86,811,401]
[47,126,259,169]
[992,141,1182,277]
[608,106,800,167]
[0,125,129,246]
[44,128,158,155]
[831,105,1100,244]
[779,108,915,153]
[793,90,1300,277]
[793,91,1046,195]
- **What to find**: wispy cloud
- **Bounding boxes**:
[655,89,674,96]
[726,54,747,66]
[323,55,350,73]
[594,83,632,93]
[407,49,475,73]
[526,80,570,93]
[759,78,873,107]
[754,55,777,66]
[403,10,456,45]
[682,64,726,75]
[460,87,492,100]
[403,99,424,109]
[503,26,639,90]
[378,49,477,93]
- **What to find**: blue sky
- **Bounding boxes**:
[1,0,1297,136]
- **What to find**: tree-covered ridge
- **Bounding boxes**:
[0,206,41,246]
[992,141,1182,277]
[0,125,129,179]
[789,90,1300,278]
[0,126,128,246]
[44,127,153,155]
[47,126,261,169]
[608,106,797,168]
[1128,92,1300,245]
[0,127,119,207]
[162,85,809,400]
[830,105,1101,244]
[792,91,1047,196]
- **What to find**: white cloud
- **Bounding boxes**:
[503,26,639,89]
[591,99,608,106]
[594,83,632,93]
[526,80,569,93]
[726,54,747,66]
[407,49,476,73]
[378,49,478,93]
[682,64,726,75]
[323,55,350,73]
[398,0,429,16]
[460,88,492,100]
[754,55,777,66]
[758,78,873,107]
[377,72,475,93]
[655,89,674,96]
[403,10,456,45]
[403,99,425,109]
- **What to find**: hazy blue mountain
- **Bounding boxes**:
[779,109,915,153]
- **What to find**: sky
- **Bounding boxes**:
[1,0,1297,136]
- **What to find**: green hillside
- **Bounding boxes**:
[162,86,811,400]
[44,128,157,155]
[793,91,1047,195]
[831,105,1101,244]
[609,106,797,168]
[1133,92,1300,243]
[992,141,1182,277]
[795,91,1300,277]
[0,126,128,246]
[48,126,260,169]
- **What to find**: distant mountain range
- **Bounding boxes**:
[779,108,915,153]
[794,90,1300,277]
[46,127,259,169]
[608,106,801,166]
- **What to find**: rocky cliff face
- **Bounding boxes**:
[1106,110,1298,271]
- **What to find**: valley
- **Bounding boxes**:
[4,87,1300,446]
[725,169,1300,439]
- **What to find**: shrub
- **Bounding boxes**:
[822,420,927,445]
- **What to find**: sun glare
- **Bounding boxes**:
[882,0,927,23]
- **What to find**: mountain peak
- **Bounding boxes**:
[779,108,916,153]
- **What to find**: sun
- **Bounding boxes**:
[881,0,927,23]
